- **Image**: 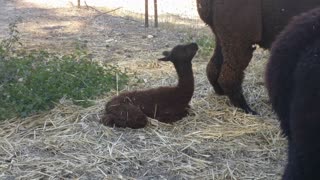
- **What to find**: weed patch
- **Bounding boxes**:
[185,34,215,57]
[0,24,129,120]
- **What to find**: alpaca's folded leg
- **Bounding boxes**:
[101,103,148,129]
[156,109,190,123]
[157,115,181,123]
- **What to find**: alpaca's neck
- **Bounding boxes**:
[174,63,194,94]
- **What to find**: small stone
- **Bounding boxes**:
[139,135,145,140]
[105,39,114,43]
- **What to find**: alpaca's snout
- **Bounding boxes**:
[189,42,199,51]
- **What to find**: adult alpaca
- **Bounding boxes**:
[101,43,199,129]
[196,0,320,114]
[265,7,320,180]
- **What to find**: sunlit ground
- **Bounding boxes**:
[14,0,201,43]
[21,0,199,18]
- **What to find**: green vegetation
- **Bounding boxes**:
[185,34,215,57]
[0,23,129,120]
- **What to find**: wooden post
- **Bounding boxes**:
[77,0,80,8]
[145,0,149,27]
[154,0,158,27]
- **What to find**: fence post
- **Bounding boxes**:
[145,0,149,27]
[154,0,158,27]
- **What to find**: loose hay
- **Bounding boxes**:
[0,52,286,179]
[0,1,287,179]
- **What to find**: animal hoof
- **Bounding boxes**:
[213,84,225,95]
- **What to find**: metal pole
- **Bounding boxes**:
[145,0,149,27]
[154,0,158,27]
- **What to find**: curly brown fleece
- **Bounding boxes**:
[196,0,320,114]
[101,43,198,129]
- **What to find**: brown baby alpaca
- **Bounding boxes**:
[101,43,199,129]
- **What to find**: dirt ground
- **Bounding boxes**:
[0,0,286,179]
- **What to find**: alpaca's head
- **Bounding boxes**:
[158,43,198,64]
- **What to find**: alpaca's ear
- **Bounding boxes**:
[158,51,171,61]
[158,57,169,61]
[162,51,170,57]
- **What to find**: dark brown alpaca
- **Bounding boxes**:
[266,7,320,180]
[101,43,199,129]
[196,0,320,114]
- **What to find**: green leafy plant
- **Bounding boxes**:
[0,24,129,120]
[185,34,215,57]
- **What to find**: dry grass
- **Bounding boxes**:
[0,1,287,179]
[0,51,286,179]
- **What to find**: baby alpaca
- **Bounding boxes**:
[101,43,199,129]
[265,7,320,180]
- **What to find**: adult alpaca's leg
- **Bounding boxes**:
[102,103,148,129]
[206,38,225,95]
[217,43,256,114]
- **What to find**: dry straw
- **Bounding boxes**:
[0,48,287,180]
